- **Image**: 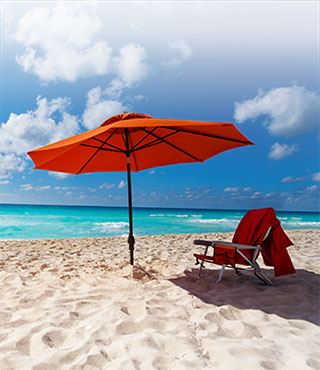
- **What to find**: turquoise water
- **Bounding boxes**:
[0,204,319,240]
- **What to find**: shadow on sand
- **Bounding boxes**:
[169,267,320,326]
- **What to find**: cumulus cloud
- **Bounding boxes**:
[20,184,50,191]
[99,183,115,190]
[243,187,252,192]
[224,187,240,192]
[82,43,147,129]
[281,176,305,183]
[0,96,79,155]
[12,3,112,82]
[268,142,298,160]
[118,180,126,189]
[234,86,320,137]
[106,43,148,98]
[116,43,147,86]
[224,186,252,193]
[82,87,125,129]
[311,172,320,182]
[163,40,192,67]
[0,154,26,180]
[48,172,71,179]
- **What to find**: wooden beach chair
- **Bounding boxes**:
[193,208,295,286]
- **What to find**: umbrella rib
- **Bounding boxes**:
[128,132,139,171]
[79,144,123,153]
[77,128,120,174]
[140,127,201,162]
[164,126,252,145]
[130,127,158,151]
[91,137,125,152]
[133,130,180,151]
[120,129,127,152]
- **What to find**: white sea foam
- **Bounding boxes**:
[149,214,165,217]
[95,222,129,231]
[190,218,234,224]
[282,221,320,227]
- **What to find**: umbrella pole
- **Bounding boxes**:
[126,155,135,265]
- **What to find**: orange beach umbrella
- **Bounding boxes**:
[28,112,254,264]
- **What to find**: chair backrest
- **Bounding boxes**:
[232,208,277,247]
[262,226,272,242]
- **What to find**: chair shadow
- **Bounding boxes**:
[169,267,320,326]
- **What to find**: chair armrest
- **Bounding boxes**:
[194,239,261,250]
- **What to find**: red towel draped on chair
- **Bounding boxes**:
[232,208,296,276]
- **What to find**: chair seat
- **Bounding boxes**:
[193,253,214,263]
[194,245,247,266]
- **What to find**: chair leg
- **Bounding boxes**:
[253,262,272,286]
[197,245,210,278]
[216,264,226,283]
[198,260,205,278]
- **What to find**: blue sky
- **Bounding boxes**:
[0,1,319,211]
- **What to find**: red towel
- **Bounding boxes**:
[232,208,296,277]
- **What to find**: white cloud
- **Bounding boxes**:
[234,86,320,137]
[224,186,252,193]
[268,142,298,160]
[82,87,125,129]
[0,181,9,185]
[303,185,318,193]
[0,96,79,156]
[20,184,50,191]
[118,180,126,189]
[163,40,192,67]
[0,153,26,179]
[250,191,262,199]
[20,184,33,191]
[149,170,155,175]
[116,43,147,86]
[311,172,320,182]
[99,183,115,190]
[224,187,240,192]
[48,172,71,179]
[12,3,112,82]
[281,176,305,183]
[243,187,252,192]
[106,43,148,98]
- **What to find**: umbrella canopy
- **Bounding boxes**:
[28,112,254,264]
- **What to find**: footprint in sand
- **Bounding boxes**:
[240,322,263,339]
[41,331,65,348]
[116,321,140,335]
[120,304,146,319]
[219,306,243,321]
[260,360,278,370]
[16,335,30,355]
[306,358,320,370]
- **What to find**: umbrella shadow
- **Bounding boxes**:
[169,267,320,326]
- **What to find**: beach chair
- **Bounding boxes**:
[193,208,295,286]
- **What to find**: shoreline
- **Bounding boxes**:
[0,228,318,242]
[0,229,319,369]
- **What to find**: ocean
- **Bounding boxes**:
[0,204,319,240]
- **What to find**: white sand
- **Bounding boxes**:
[0,230,319,370]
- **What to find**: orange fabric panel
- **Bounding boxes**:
[27,113,254,174]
